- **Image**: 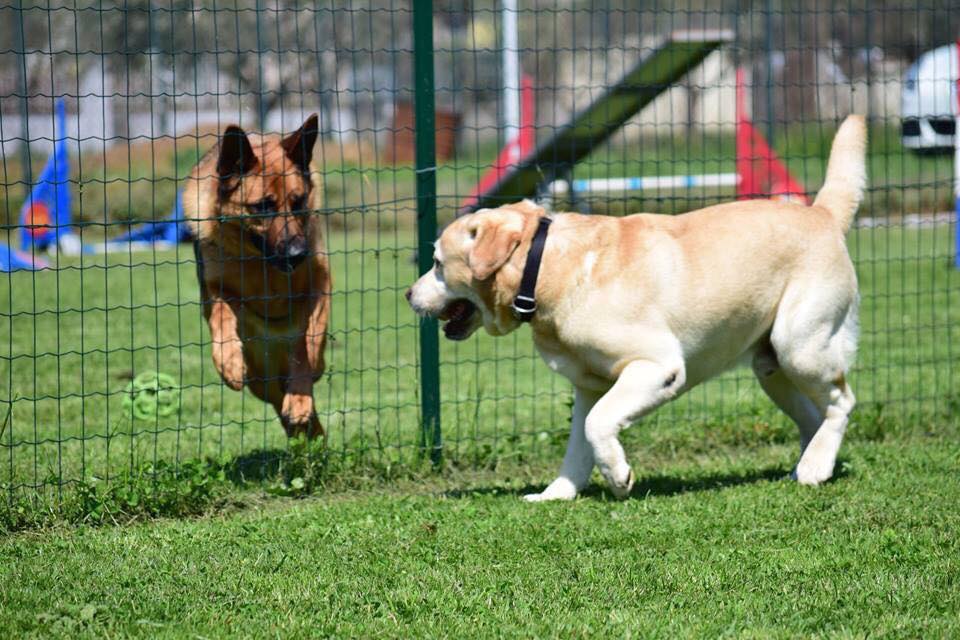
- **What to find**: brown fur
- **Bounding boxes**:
[183,115,330,438]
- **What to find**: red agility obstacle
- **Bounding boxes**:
[460,75,535,212]
[735,68,808,203]
[461,60,808,211]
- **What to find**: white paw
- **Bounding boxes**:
[608,467,635,499]
[523,478,578,502]
[523,492,571,503]
[794,455,834,486]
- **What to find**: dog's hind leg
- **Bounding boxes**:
[304,285,331,376]
[751,343,823,454]
[788,368,855,486]
[585,359,685,498]
[770,292,858,486]
[260,380,319,439]
[244,375,288,434]
[524,386,603,502]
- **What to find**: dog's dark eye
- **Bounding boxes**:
[290,195,309,213]
[246,198,276,217]
[433,257,442,270]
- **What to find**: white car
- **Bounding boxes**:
[901,43,958,152]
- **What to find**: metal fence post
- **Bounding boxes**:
[413,0,441,465]
[254,0,267,128]
[14,0,32,195]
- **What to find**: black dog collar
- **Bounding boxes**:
[512,216,552,322]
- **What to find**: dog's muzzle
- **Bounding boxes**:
[246,229,308,273]
[274,238,308,273]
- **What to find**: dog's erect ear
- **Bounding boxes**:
[468,213,524,281]
[281,114,320,174]
[217,125,257,179]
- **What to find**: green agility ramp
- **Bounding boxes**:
[461,29,734,214]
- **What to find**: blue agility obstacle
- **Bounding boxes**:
[106,189,192,249]
[0,243,49,272]
[18,100,72,252]
[2,99,81,271]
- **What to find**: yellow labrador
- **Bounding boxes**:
[408,116,866,501]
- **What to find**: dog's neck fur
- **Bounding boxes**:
[491,210,575,328]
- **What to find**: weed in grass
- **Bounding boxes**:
[1,458,226,532]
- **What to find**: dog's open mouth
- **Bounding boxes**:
[438,299,479,341]
[269,252,307,273]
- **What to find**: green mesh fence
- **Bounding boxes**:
[1,1,958,519]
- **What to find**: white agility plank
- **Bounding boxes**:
[548,173,739,195]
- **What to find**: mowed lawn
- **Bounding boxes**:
[1,432,958,637]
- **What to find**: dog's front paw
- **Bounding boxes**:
[607,467,635,499]
[523,477,578,502]
[281,392,315,437]
[212,339,245,390]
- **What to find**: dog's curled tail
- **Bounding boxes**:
[813,114,868,234]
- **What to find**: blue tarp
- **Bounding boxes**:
[0,242,49,272]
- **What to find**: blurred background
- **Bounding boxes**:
[2,0,959,227]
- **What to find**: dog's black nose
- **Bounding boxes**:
[405,288,412,302]
[284,238,308,261]
[272,238,308,272]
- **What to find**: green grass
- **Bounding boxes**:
[1,429,958,637]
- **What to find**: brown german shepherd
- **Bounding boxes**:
[184,115,329,438]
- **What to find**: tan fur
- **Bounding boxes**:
[813,115,868,232]
[184,116,330,438]
[466,210,525,280]
[408,116,867,498]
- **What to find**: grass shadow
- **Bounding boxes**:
[442,463,794,501]
[222,448,289,485]
[625,464,791,499]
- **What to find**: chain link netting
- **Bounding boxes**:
[1,1,957,518]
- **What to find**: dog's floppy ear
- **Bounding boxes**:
[468,213,524,281]
[281,114,320,174]
[217,125,257,179]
